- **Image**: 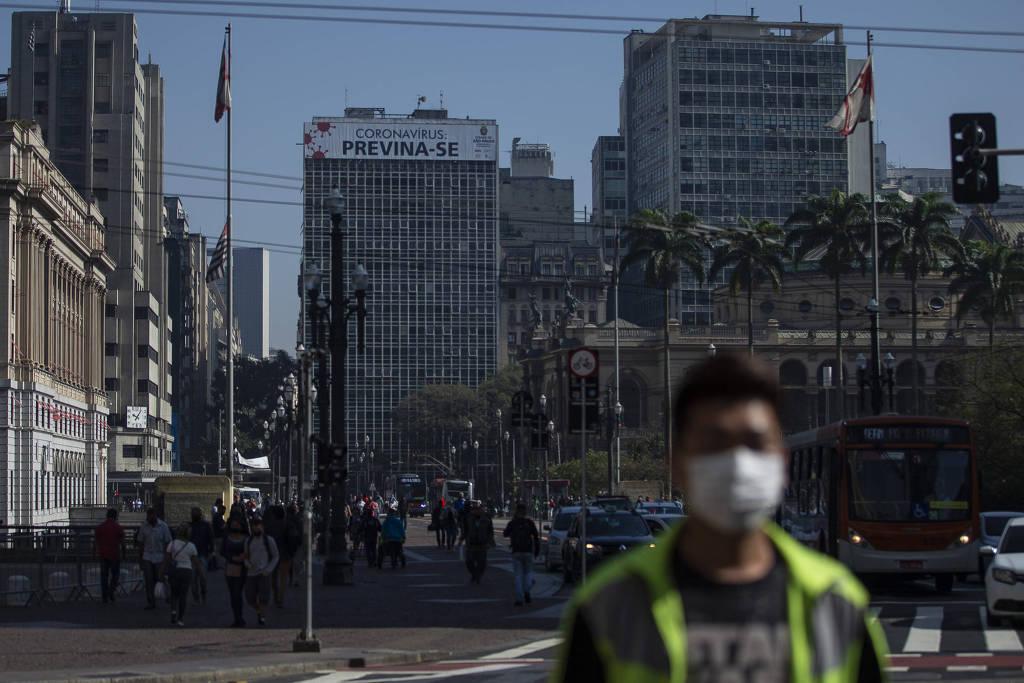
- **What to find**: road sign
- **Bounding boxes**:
[569,348,599,378]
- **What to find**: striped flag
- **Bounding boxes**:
[827,55,873,137]
[214,35,231,123]
[206,223,228,283]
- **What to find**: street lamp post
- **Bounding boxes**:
[449,445,456,474]
[545,420,554,519]
[707,343,717,357]
[539,394,548,514]
[857,350,897,414]
[857,299,891,416]
[496,409,504,512]
[503,431,512,501]
[472,440,479,497]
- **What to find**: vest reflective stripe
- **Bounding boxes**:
[557,522,887,683]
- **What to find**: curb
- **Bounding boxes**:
[8,648,451,683]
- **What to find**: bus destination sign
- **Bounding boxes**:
[847,424,969,444]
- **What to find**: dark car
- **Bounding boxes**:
[561,510,655,583]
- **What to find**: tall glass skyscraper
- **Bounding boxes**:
[622,15,851,324]
[302,108,499,469]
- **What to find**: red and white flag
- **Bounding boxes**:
[827,55,873,137]
[214,35,231,123]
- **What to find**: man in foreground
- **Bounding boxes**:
[554,354,887,682]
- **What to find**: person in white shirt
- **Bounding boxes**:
[244,516,279,626]
[164,523,199,626]
[135,508,172,610]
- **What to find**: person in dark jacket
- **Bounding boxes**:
[430,502,443,547]
[361,508,382,568]
[503,502,540,606]
[263,505,286,606]
[442,503,459,550]
[189,507,214,603]
[463,500,495,584]
[221,517,249,627]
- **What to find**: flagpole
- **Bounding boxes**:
[866,30,883,415]
[226,22,235,486]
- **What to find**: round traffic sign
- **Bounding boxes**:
[569,348,598,378]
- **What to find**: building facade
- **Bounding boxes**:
[302,107,499,466]
[621,14,852,324]
[499,141,574,243]
[164,196,213,472]
[0,121,115,524]
[230,247,270,358]
[8,11,174,478]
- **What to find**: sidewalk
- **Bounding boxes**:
[0,518,563,681]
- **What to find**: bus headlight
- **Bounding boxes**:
[585,543,602,554]
[993,568,1016,585]
[958,534,971,546]
[849,529,865,546]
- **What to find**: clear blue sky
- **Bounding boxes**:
[4,0,1023,352]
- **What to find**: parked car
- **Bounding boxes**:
[642,513,685,536]
[592,496,634,512]
[636,500,684,516]
[984,517,1024,625]
[980,512,1024,576]
[542,506,581,571]
[562,509,654,583]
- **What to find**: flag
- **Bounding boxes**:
[214,35,231,123]
[206,223,228,283]
[827,55,873,137]
[27,23,35,52]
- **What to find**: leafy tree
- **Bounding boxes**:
[879,192,961,412]
[946,241,1024,347]
[785,189,870,417]
[622,209,707,495]
[709,217,786,356]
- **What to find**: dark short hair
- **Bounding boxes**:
[106,508,118,520]
[674,354,781,437]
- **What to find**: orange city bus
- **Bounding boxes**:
[782,416,980,592]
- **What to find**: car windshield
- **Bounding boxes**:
[986,516,1019,538]
[553,513,575,531]
[644,505,682,515]
[848,449,971,522]
[1000,527,1024,554]
[586,515,650,537]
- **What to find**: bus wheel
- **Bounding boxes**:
[936,574,954,593]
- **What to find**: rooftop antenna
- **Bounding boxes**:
[344,87,348,107]
[799,5,804,22]
[58,0,70,13]
[439,90,444,109]
[416,95,426,110]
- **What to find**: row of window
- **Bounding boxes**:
[680,133,846,155]
[679,111,842,132]
[679,68,845,89]
[680,90,840,111]
[677,44,845,67]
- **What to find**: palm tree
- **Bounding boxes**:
[622,209,707,497]
[946,241,1024,347]
[708,217,786,357]
[785,189,870,419]
[879,192,962,413]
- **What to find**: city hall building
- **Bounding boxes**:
[302,108,499,472]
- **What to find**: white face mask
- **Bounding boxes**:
[684,446,786,533]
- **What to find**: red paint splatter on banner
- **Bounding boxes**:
[303,133,312,145]
[312,151,325,160]
[317,122,332,133]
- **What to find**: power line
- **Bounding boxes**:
[63,0,1024,40]
[164,170,301,191]
[3,2,1023,55]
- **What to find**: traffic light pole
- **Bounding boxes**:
[324,208,353,586]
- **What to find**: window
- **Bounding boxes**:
[34,100,48,116]
[94,188,108,201]
[104,343,118,356]
[93,129,109,143]
[799,300,813,314]
[34,71,48,86]
[105,303,117,317]
[104,378,119,391]
[839,297,856,312]
[506,287,516,300]
[93,158,109,173]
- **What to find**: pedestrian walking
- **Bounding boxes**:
[94,508,125,604]
[263,505,286,606]
[188,507,213,604]
[398,496,409,529]
[503,502,540,606]
[244,516,279,626]
[135,508,172,610]
[463,500,494,584]
[553,354,887,682]
[348,508,364,558]
[221,517,249,627]
[362,508,382,568]
[430,501,443,547]
[442,503,459,551]
[380,506,407,569]
[164,523,200,626]
[279,503,303,601]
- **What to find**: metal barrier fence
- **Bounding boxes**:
[0,527,144,607]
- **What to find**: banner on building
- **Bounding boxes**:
[304,120,497,162]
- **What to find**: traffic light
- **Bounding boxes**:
[315,440,347,487]
[950,113,999,204]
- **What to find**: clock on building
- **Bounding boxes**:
[126,406,148,429]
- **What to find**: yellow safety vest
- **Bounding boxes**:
[553,522,888,683]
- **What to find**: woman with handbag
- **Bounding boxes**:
[164,524,199,626]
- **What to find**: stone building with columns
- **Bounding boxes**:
[0,121,115,525]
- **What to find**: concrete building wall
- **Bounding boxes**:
[231,247,270,358]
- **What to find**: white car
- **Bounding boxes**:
[542,506,581,572]
[984,516,1024,626]
[980,512,1024,576]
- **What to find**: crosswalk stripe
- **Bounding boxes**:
[481,637,564,660]
[980,606,1024,652]
[902,606,943,652]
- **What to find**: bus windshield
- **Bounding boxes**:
[446,481,470,493]
[397,477,426,500]
[848,449,971,522]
